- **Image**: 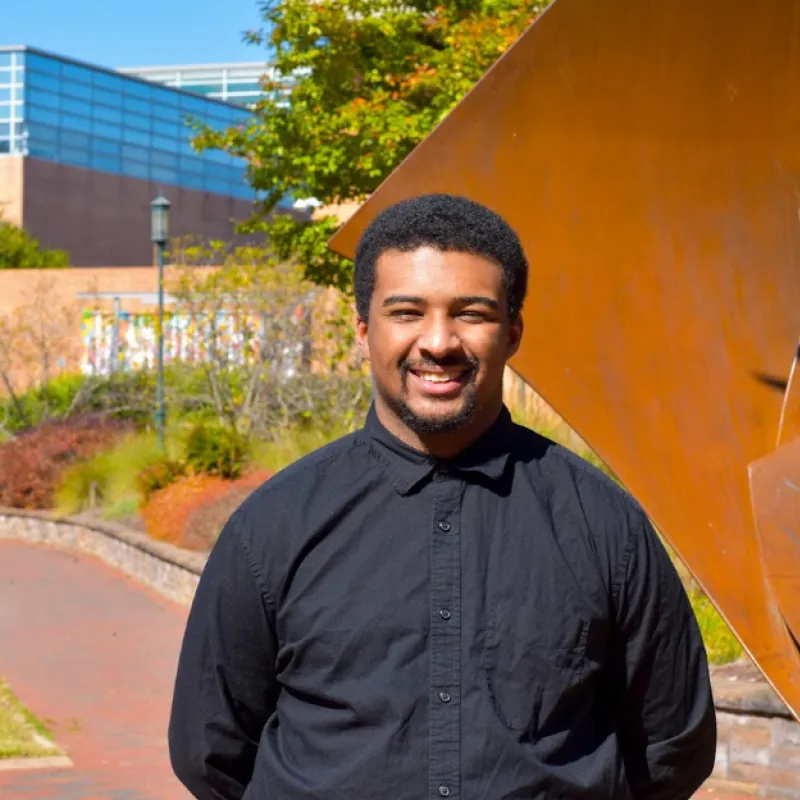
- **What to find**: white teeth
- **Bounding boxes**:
[419,373,458,383]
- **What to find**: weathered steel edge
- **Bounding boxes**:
[0,506,790,719]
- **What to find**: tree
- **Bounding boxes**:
[191,0,551,292]
[0,217,70,268]
[166,238,368,440]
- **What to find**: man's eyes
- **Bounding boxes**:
[388,309,488,320]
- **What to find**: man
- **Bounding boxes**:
[168,193,717,799]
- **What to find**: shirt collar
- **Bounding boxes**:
[362,403,514,495]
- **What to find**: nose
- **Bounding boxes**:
[416,311,460,359]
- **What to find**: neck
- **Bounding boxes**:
[373,393,505,459]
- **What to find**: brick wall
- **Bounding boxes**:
[709,661,800,797]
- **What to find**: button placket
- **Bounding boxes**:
[429,475,462,799]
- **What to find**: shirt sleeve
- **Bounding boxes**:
[168,508,279,800]
[610,507,717,800]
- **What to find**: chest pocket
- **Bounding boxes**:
[482,600,598,738]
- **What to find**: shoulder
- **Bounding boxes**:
[237,429,371,517]
[510,422,651,556]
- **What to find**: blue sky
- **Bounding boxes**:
[4,0,270,69]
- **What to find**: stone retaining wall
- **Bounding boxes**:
[2,507,800,796]
[0,507,204,607]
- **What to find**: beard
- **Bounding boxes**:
[374,356,480,435]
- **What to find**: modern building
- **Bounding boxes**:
[0,45,304,266]
[119,61,292,108]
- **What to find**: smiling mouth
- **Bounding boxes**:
[407,366,473,396]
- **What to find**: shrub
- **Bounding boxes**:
[138,458,188,502]
[0,414,134,509]
[183,422,249,480]
[140,470,270,551]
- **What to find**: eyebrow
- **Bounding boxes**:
[381,295,500,310]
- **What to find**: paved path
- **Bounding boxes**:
[0,539,190,799]
[0,538,775,800]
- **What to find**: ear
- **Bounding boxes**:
[354,312,371,361]
[507,314,523,359]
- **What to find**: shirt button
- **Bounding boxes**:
[438,520,451,532]
[439,609,452,620]
[438,691,451,703]
[438,786,451,797]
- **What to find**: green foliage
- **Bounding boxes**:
[183,421,250,480]
[0,219,70,268]
[191,0,552,290]
[690,591,743,665]
[54,431,166,515]
[138,458,189,503]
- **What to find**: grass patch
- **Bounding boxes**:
[0,680,60,759]
[54,430,178,516]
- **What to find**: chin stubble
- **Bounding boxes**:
[377,356,481,434]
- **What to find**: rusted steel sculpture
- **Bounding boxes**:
[329,0,800,718]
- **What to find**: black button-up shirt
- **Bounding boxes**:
[169,405,716,800]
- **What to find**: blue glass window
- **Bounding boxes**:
[152,134,179,152]
[94,105,122,124]
[61,113,92,133]
[0,121,9,138]
[92,153,121,173]
[62,96,92,117]
[62,80,92,101]
[26,54,60,76]
[30,123,58,143]
[94,88,122,108]
[125,81,152,100]
[28,141,58,160]
[61,129,90,149]
[151,150,178,169]
[124,95,150,116]
[26,104,60,126]
[62,63,93,86]
[94,121,121,139]
[93,71,122,91]
[0,88,11,103]
[121,143,148,161]
[60,147,91,167]
[122,158,149,180]
[151,166,178,184]
[26,70,61,92]
[123,128,150,147]
[0,54,11,68]
[93,137,121,156]
[123,110,149,131]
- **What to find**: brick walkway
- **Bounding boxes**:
[0,538,773,800]
[0,539,189,799]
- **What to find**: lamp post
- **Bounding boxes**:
[150,194,170,452]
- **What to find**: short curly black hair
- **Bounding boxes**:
[353,193,528,321]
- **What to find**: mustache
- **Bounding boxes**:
[400,356,480,376]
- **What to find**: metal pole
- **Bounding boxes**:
[156,242,166,451]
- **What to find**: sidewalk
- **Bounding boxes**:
[0,539,189,799]
[0,538,774,800]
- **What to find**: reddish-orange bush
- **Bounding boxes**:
[141,470,271,552]
[0,414,135,510]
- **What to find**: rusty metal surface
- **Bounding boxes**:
[329,0,800,717]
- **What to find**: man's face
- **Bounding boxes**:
[355,246,522,438]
